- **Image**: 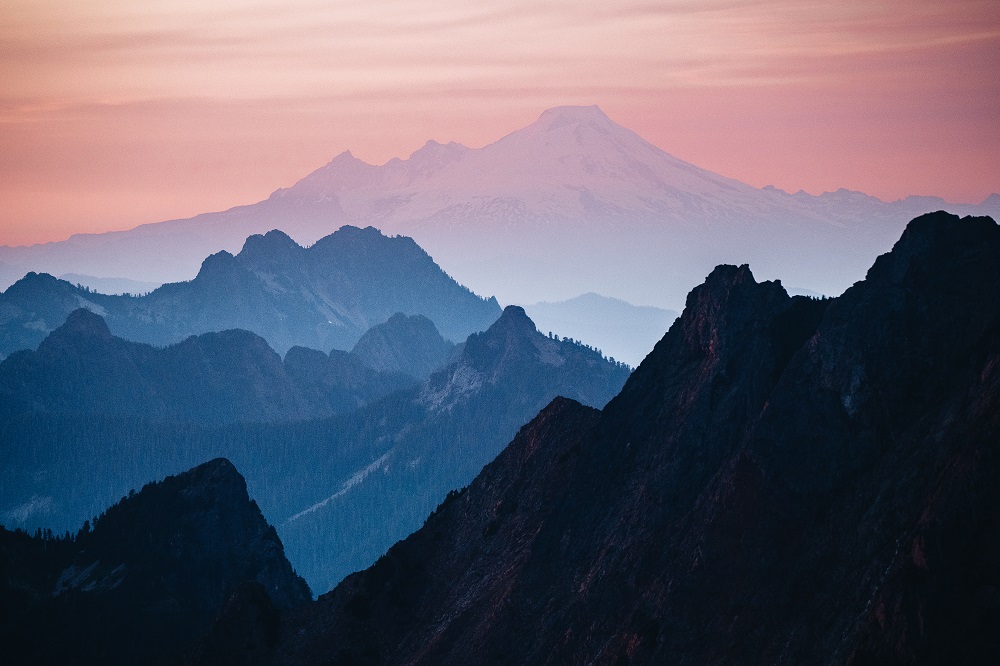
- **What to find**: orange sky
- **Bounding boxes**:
[1,0,998,246]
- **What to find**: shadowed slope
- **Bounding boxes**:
[262,212,1000,665]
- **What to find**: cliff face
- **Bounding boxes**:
[1,459,310,664]
[263,212,1000,665]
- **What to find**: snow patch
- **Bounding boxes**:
[3,495,55,525]
[418,364,483,412]
[284,452,392,524]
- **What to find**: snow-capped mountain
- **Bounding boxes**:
[2,106,996,311]
[277,105,760,225]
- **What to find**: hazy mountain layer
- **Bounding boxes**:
[0,308,416,424]
[0,307,630,594]
[350,313,455,380]
[0,225,501,360]
[522,292,678,367]
[1,107,996,312]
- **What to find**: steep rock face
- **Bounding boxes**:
[0,309,413,423]
[0,226,501,359]
[279,398,602,665]
[1,459,310,664]
[351,313,455,380]
[264,212,1000,664]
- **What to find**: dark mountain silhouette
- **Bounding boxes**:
[0,458,309,664]
[0,226,501,360]
[1,307,629,595]
[0,308,416,423]
[210,211,1000,664]
[350,312,455,380]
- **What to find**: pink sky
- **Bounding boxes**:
[1,0,998,246]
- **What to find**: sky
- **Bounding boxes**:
[1,0,998,246]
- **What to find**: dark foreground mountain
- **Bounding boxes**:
[212,211,999,664]
[0,225,501,360]
[0,458,309,664]
[1,307,629,594]
[0,308,416,424]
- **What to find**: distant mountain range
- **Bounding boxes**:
[1,106,996,312]
[0,308,417,424]
[58,273,160,296]
[1,305,630,594]
[522,292,678,367]
[222,210,999,664]
[0,225,500,360]
[277,304,630,592]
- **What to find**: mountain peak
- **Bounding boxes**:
[406,139,469,165]
[865,210,1000,287]
[238,229,302,265]
[491,304,537,335]
[54,308,113,341]
[537,105,613,128]
[332,149,358,162]
[173,457,247,499]
[673,263,791,362]
[194,250,239,281]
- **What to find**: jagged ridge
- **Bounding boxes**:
[260,212,1000,665]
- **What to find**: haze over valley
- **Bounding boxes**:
[2,1,998,661]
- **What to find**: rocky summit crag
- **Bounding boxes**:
[215,211,1000,665]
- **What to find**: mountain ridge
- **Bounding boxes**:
[0,307,418,423]
[0,225,501,360]
[1,107,996,310]
[231,211,1000,664]
[1,304,630,595]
